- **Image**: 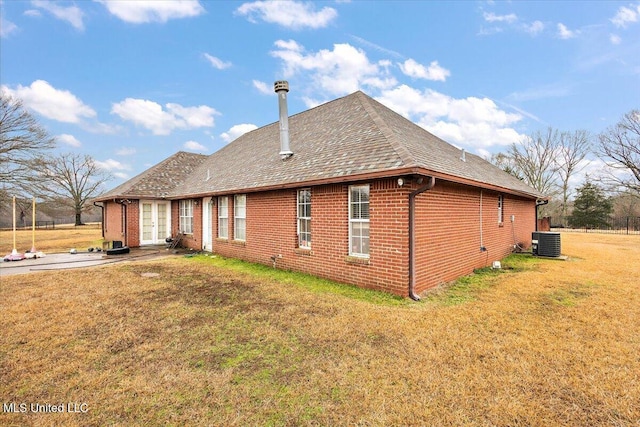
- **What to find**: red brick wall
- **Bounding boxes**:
[209,179,410,296]
[103,200,140,247]
[126,200,140,247]
[170,177,536,298]
[171,199,203,250]
[413,181,535,294]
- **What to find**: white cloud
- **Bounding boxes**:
[183,140,208,152]
[113,172,129,179]
[2,80,96,123]
[116,147,136,156]
[274,39,304,52]
[111,99,174,135]
[95,158,130,171]
[236,0,337,30]
[377,85,524,148]
[252,80,272,95]
[610,5,638,28]
[610,34,622,44]
[557,23,577,39]
[24,9,41,17]
[483,12,518,24]
[523,20,544,36]
[399,59,450,82]
[480,12,549,38]
[477,148,492,160]
[83,121,121,135]
[1,17,18,37]
[203,53,232,70]
[166,103,217,128]
[270,40,396,102]
[111,98,218,135]
[57,134,82,147]
[220,123,258,143]
[97,0,205,24]
[32,0,84,30]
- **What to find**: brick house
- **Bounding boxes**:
[96,83,544,299]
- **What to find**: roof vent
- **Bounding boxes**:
[460,148,466,162]
[274,80,293,159]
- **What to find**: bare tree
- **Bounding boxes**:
[555,130,592,218]
[508,127,560,197]
[612,190,640,217]
[32,153,112,226]
[0,91,55,205]
[597,110,640,195]
[490,152,523,181]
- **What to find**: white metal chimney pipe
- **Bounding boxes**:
[274,80,293,158]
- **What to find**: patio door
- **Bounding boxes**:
[202,197,213,251]
[140,201,170,245]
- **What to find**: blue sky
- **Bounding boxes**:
[1,0,639,189]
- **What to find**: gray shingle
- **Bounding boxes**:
[97,151,207,201]
[173,91,543,199]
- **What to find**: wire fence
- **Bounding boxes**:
[549,216,640,235]
[0,220,102,230]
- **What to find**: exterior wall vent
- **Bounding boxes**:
[532,231,561,257]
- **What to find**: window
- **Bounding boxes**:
[349,185,370,257]
[234,194,246,241]
[218,196,228,239]
[297,189,311,248]
[179,200,193,234]
[498,195,504,223]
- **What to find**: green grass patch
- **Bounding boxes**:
[501,253,541,271]
[187,254,409,306]
[186,253,541,307]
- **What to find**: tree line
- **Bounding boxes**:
[491,110,640,228]
[1,92,112,226]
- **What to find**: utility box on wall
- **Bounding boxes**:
[532,231,561,257]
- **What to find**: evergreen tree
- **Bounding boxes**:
[568,181,613,229]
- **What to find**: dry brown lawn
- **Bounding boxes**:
[0,233,638,426]
[0,225,103,255]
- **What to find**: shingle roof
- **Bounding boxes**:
[96,151,207,201]
[173,91,543,199]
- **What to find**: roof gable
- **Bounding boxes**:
[97,151,207,201]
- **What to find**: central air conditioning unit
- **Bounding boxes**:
[532,231,561,257]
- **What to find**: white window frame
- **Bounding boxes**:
[179,199,194,234]
[349,184,370,257]
[498,194,504,224]
[218,196,228,239]
[234,194,246,241]
[297,189,311,248]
